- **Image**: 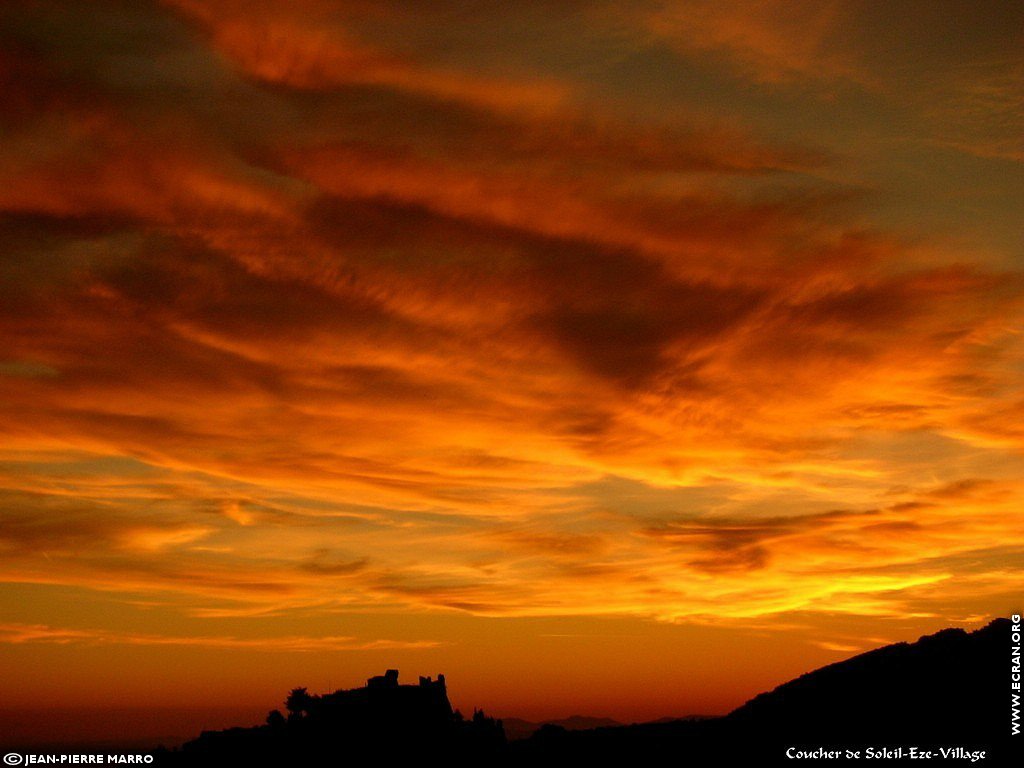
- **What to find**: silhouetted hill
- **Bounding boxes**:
[511,618,1021,765]
[154,620,1022,766]
[727,620,1009,740]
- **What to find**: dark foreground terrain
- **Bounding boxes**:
[154,619,1021,766]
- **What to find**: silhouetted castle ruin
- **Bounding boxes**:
[162,670,504,764]
[285,669,454,731]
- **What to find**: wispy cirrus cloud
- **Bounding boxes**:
[0,622,440,651]
[0,0,1021,679]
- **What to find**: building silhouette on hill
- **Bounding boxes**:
[292,669,454,730]
[162,670,504,765]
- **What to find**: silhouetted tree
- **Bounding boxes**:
[266,709,285,728]
[285,687,313,720]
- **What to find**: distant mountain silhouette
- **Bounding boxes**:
[502,714,716,740]
[502,715,622,741]
[154,620,1021,766]
[644,714,716,725]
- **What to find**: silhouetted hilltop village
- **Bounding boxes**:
[280,669,454,731]
[156,669,503,764]
[155,619,1021,766]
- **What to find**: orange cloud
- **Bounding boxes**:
[163,0,570,113]
[0,622,439,651]
[0,0,1021,693]
[642,0,865,87]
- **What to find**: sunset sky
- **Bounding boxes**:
[1,0,1023,743]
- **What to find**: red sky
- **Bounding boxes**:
[1,0,1023,746]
